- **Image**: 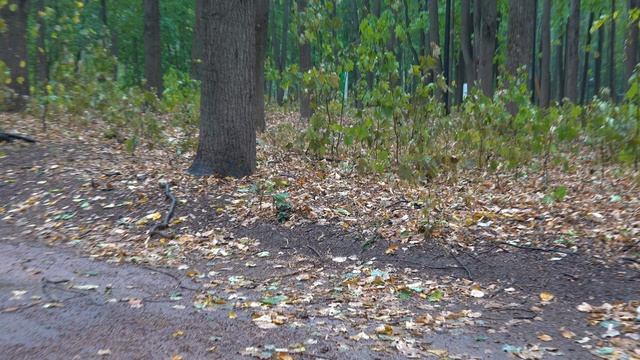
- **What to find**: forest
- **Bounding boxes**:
[0,0,639,359]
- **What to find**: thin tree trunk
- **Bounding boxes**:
[540,0,551,107]
[143,0,162,96]
[298,0,312,119]
[460,0,475,93]
[255,0,270,131]
[443,0,452,112]
[36,0,48,85]
[277,0,291,105]
[564,0,580,103]
[609,0,616,101]
[0,0,30,111]
[580,12,594,104]
[191,0,203,80]
[428,0,442,89]
[270,1,280,103]
[557,26,566,101]
[189,0,256,178]
[624,0,639,90]
[594,16,604,96]
[476,0,498,97]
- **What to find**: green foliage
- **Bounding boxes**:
[272,192,293,223]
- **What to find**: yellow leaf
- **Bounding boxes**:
[561,329,576,339]
[171,356,183,360]
[539,291,554,302]
[228,311,237,319]
[16,76,24,84]
[148,212,162,221]
[375,324,393,336]
[19,60,25,68]
[537,333,553,342]
[172,330,184,337]
[385,244,399,254]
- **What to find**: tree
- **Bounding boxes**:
[35,0,49,86]
[276,0,291,106]
[189,0,257,178]
[506,0,535,114]
[191,0,203,80]
[506,1,536,82]
[460,0,475,90]
[580,12,594,104]
[475,0,498,97]
[609,0,616,100]
[564,0,581,102]
[0,0,30,111]
[143,0,162,96]
[540,0,551,107]
[298,0,312,120]
[625,0,639,90]
[594,13,604,96]
[427,0,442,89]
[255,0,270,131]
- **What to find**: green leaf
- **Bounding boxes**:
[261,295,288,306]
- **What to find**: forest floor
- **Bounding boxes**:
[0,112,638,360]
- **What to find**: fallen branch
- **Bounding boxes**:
[149,181,177,238]
[0,132,36,143]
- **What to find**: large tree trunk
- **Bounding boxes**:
[594,15,604,96]
[191,0,203,80]
[255,0,270,131]
[189,0,256,178]
[0,0,30,111]
[506,1,536,78]
[276,0,291,106]
[143,0,162,96]
[460,0,475,91]
[580,12,594,104]
[506,0,535,114]
[625,0,639,90]
[564,0,580,103]
[609,0,616,101]
[540,0,551,107]
[298,0,312,120]
[557,24,567,101]
[476,0,498,97]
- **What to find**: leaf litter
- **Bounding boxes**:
[0,112,638,359]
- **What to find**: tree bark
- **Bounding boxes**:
[540,0,551,107]
[298,0,312,120]
[143,0,162,96]
[625,0,639,90]
[427,0,442,87]
[277,0,291,105]
[476,0,498,97]
[580,12,594,104]
[507,0,536,78]
[460,0,475,91]
[189,0,257,178]
[191,0,203,80]
[609,0,616,101]
[0,0,30,111]
[443,0,452,111]
[564,0,580,103]
[594,15,604,95]
[255,0,269,131]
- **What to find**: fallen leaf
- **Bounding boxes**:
[539,292,555,302]
[537,333,553,342]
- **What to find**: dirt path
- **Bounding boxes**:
[1,128,638,359]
